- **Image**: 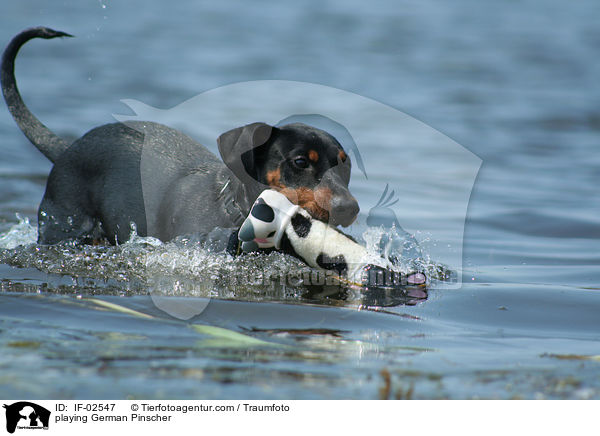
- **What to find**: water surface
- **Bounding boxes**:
[1,0,599,399]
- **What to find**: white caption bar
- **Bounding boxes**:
[0,400,596,435]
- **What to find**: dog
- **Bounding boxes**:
[2,27,359,245]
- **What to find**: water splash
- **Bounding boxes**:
[361,225,455,285]
[0,216,452,306]
[0,215,37,249]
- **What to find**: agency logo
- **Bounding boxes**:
[3,402,50,434]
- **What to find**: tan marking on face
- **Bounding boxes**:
[280,186,331,223]
[338,150,347,162]
[266,168,282,187]
[314,187,333,213]
[308,149,319,163]
[266,168,332,223]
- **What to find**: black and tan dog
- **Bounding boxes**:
[2,27,359,244]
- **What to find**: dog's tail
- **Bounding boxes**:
[1,27,73,163]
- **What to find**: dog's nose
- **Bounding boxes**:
[330,196,359,227]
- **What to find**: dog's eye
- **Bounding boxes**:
[293,157,309,169]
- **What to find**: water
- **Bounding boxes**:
[1,0,599,399]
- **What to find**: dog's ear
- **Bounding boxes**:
[217,122,274,184]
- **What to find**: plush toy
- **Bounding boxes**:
[237,190,426,289]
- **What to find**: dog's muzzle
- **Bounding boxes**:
[329,195,359,227]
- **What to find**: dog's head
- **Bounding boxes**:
[218,122,359,227]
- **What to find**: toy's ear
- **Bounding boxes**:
[217,122,274,185]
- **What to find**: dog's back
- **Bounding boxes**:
[39,120,236,243]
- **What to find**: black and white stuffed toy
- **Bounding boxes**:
[237,190,426,289]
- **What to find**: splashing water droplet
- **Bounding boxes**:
[0,215,37,249]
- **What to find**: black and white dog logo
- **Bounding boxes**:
[3,402,50,434]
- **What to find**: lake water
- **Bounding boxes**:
[1,0,599,399]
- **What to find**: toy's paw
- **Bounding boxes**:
[406,272,427,285]
[240,239,260,252]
